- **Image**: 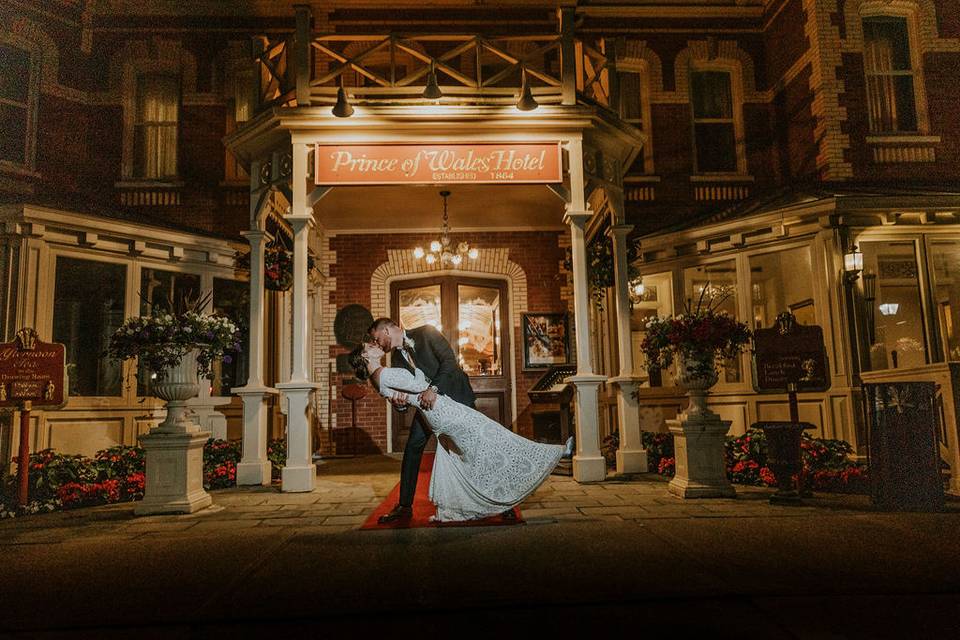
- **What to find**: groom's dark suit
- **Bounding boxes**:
[393,324,475,507]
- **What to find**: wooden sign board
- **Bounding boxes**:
[752,323,830,393]
[315,142,563,185]
[0,328,67,408]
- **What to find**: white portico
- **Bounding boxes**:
[225,7,647,489]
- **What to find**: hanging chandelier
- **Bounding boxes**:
[413,190,478,267]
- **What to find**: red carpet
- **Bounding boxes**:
[361,452,523,530]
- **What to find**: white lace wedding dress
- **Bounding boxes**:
[378,367,564,522]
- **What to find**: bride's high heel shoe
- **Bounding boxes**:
[562,436,574,458]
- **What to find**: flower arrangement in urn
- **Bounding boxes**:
[108,292,241,382]
[640,286,751,409]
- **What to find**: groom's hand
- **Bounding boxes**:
[418,387,438,410]
[389,394,409,409]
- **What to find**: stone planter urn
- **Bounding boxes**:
[667,352,736,499]
[135,350,213,515]
[755,421,815,504]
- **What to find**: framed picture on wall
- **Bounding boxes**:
[521,312,570,369]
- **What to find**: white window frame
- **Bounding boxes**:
[121,60,181,182]
[618,62,654,174]
[688,62,747,176]
[860,10,929,135]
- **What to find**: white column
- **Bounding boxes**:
[235,229,277,486]
[276,142,319,492]
[609,221,648,474]
[564,137,607,483]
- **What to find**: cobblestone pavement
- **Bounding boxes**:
[0,455,875,544]
[2,455,959,638]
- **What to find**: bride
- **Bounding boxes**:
[349,338,572,522]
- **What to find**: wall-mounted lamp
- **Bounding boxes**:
[332,76,354,118]
[516,67,539,111]
[879,303,900,316]
[843,245,863,282]
[423,62,442,100]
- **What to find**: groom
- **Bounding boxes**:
[369,317,476,523]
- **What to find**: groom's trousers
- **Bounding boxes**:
[399,412,431,507]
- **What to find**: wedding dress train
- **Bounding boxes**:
[379,367,564,522]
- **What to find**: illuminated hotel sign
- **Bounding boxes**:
[314,142,563,185]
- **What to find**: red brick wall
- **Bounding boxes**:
[327,230,568,454]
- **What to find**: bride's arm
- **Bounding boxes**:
[381,367,430,395]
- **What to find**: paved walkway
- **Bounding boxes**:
[2,455,959,638]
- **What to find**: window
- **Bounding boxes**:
[457,284,502,376]
[225,70,253,182]
[0,42,34,167]
[631,271,674,387]
[212,278,249,395]
[136,268,202,396]
[690,70,738,173]
[684,261,741,382]
[860,241,928,370]
[749,247,815,330]
[863,17,919,133]
[52,257,127,397]
[929,241,960,362]
[133,75,179,179]
[619,68,651,174]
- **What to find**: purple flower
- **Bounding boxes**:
[223,355,233,364]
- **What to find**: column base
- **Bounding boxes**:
[135,430,213,515]
[616,448,649,474]
[281,464,316,492]
[667,474,737,499]
[237,460,273,486]
[573,455,607,482]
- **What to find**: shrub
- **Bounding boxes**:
[203,438,240,489]
[267,439,286,480]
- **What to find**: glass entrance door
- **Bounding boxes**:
[391,276,512,451]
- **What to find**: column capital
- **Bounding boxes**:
[563,208,592,227]
[286,214,314,230]
[607,224,634,238]
[241,229,268,241]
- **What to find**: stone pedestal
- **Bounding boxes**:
[667,413,735,499]
[276,382,320,492]
[136,429,212,515]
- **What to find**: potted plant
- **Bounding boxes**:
[107,293,240,514]
[640,287,751,414]
[235,241,317,292]
[640,286,751,498]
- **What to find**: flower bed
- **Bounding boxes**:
[605,428,868,494]
[1,439,288,519]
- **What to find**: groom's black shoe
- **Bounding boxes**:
[501,509,517,521]
[378,504,413,524]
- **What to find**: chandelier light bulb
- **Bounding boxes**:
[468,247,479,259]
[451,254,463,266]
[430,240,442,253]
[633,282,645,296]
[413,246,425,259]
[425,254,436,265]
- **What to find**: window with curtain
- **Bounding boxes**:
[619,69,648,173]
[0,43,32,166]
[749,247,815,330]
[863,16,919,133]
[690,70,738,173]
[134,75,179,179]
[52,257,127,397]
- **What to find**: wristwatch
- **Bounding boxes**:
[429,385,440,394]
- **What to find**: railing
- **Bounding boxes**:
[250,6,619,115]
